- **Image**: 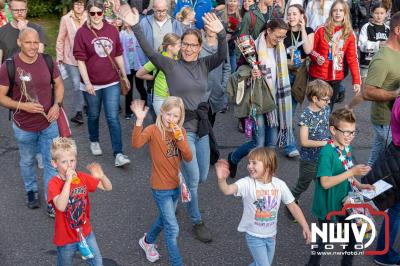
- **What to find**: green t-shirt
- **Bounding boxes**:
[143,51,171,99]
[311,144,351,221]
[367,47,400,125]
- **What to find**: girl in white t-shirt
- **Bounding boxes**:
[216,147,311,266]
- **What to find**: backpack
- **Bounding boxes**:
[5,53,55,120]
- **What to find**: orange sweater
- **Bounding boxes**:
[132,125,193,190]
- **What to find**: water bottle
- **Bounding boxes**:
[77,228,94,260]
[328,43,332,61]
[244,118,253,139]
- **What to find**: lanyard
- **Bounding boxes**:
[291,30,300,49]
[328,139,357,188]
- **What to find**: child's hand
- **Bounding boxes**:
[171,123,184,141]
[65,168,76,183]
[131,99,149,122]
[350,164,371,176]
[87,163,105,179]
[303,226,311,244]
[215,159,230,180]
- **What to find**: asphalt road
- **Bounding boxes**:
[0,76,381,266]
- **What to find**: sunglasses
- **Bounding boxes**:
[89,11,103,16]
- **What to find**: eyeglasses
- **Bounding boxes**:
[334,127,358,137]
[181,42,200,50]
[319,97,331,103]
[89,11,103,17]
[74,2,85,6]
[154,9,168,14]
[274,34,287,41]
[11,9,27,13]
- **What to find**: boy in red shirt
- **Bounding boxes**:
[48,137,112,265]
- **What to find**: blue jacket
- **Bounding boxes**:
[136,14,183,65]
[173,0,212,29]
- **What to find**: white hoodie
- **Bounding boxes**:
[306,0,334,30]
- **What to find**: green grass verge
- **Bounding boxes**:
[31,15,60,57]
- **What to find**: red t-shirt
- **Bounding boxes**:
[73,22,123,85]
[47,171,99,246]
[0,54,60,132]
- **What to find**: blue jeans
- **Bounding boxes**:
[83,84,123,156]
[12,122,58,200]
[245,233,276,266]
[57,231,102,266]
[375,202,400,264]
[146,188,182,266]
[230,115,297,164]
[229,52,237,73]
[181,132,210,224]
[368,124,392,166]
[64,64,84,113]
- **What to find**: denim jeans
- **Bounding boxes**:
[56,231,103,266]
[368,124,392,166]
[245,233,276,266]
[83,84,123,156]
[152,95,166,116]
[181,132,210,224]
[230,115,296,164]
[229,52,237,73]
[374,202,400,264]
[12,122,58,200]
[64,64,84,113]
[146,188,182,266]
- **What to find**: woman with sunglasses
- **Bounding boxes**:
[56,0,87,125]
[73,0,131,167]
[119,6,227,245]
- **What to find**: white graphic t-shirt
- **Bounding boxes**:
[235,176,295,238]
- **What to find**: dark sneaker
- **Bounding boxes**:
[47,204,56,218]
[27,191,40,209]
[228,152,238,179]
[335,91,345,103]
[70,111,84,124]
[193,221,212,243]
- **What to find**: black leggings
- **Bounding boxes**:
[125,70,146,115]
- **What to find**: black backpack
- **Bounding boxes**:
[5,53,55,120]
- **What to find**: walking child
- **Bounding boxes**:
[306,108,374,266]
[287,80,333,221]
[48,137,112,266]
[216,147,311,266]
[131,97,192,266]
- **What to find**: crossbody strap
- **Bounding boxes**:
[89,27,120,74]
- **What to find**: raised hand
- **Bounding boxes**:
[117,4,139,26]
[202,13,224,34]
[130,99,149,121]
[215,159,230,181]
[87,163,105,179]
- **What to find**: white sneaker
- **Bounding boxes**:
[115,153,130,167]
[90,142,102,156]
[287,150,300,158]
[36,153,44,169]
[138,234,160,263]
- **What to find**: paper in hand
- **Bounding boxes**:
[361,179,393,199]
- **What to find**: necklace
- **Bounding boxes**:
[71,11,83,25]
[328,139,357,188]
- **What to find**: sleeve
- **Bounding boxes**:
[56,16,67,63]
[0,62,9,87]
[132,24,176,73]
[298,110,309,127]
[221,50,231,89]
[306,27,314,34]
[203,31,228,71]
[234,177,250,197]
[47,178,62,204]
[316,145,333,178]
[143,61,155,72]
[365,56,387,88]
[36,24,47,46]
[175,129,193,162]
[310,27,322,63]
[132,125,152,148]
[80,172,100,193]
[239,12,251,36]
[344,32,361,85]
[280,180,295,204]
[73,29,88,61]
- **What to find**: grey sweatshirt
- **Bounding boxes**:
[132,23,227,132]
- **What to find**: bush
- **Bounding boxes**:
[27,0,54,17]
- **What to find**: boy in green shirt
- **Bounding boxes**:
[306,108,374,266]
